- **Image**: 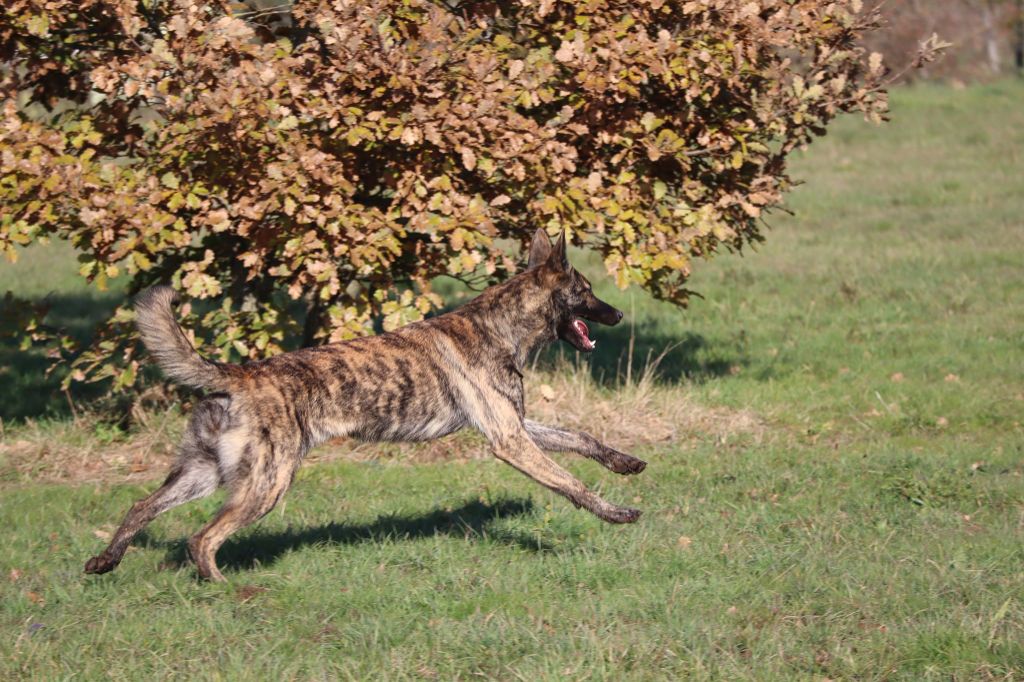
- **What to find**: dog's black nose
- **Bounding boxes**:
[615,310,624,323]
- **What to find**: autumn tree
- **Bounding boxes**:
[1,0,937,393]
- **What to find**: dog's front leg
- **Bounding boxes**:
[485,426,641,524]
[523,420,647,475]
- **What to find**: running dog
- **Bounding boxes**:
[85,229,647,581]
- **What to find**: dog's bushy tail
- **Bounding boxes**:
[135,286,225,389]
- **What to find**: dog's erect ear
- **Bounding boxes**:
[550,230,569,271]
[527,228,552,269]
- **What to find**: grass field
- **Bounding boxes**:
[1,82,1022,679]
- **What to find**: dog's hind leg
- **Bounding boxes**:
[84,397,228,575]
[186,438,301,582]
[524,420,647,475]
[83,457,219,575]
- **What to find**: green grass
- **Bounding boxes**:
[1,81,1023,679]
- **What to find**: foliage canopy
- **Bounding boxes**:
[2,0,902,391]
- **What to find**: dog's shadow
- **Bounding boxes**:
[143,497,554,575]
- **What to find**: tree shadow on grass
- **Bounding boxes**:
[1,291,123,422]
[146,497,553,576]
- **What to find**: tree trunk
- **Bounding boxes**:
[982,0,1002,74]
[1016,0,1024,73]
[302,296,325,348]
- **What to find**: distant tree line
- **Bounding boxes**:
[869,0,1024,80]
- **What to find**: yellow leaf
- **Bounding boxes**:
[27,14,50,36]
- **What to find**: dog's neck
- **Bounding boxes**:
[456,269,557,369]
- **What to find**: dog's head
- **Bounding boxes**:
[527,228,623,353]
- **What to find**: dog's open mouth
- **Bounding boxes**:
[570,318,595,351]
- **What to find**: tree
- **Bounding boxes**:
[0,0,936,394]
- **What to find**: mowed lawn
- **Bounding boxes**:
[1,82,1022,679]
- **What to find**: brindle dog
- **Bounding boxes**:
[85,229,647,581]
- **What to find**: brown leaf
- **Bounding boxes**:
[236,585,269,603]
[555,42,576,63]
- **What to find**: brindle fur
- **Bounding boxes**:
[85,230,647,581]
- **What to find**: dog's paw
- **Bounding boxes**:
[84,554,117,575]
[608,453,647,475]
[598,506,643,524]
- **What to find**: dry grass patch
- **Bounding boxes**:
[0,406,184,486]
[0,363,764,486]
[526,364,765,449]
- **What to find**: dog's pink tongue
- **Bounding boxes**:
[573,319,591,343]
